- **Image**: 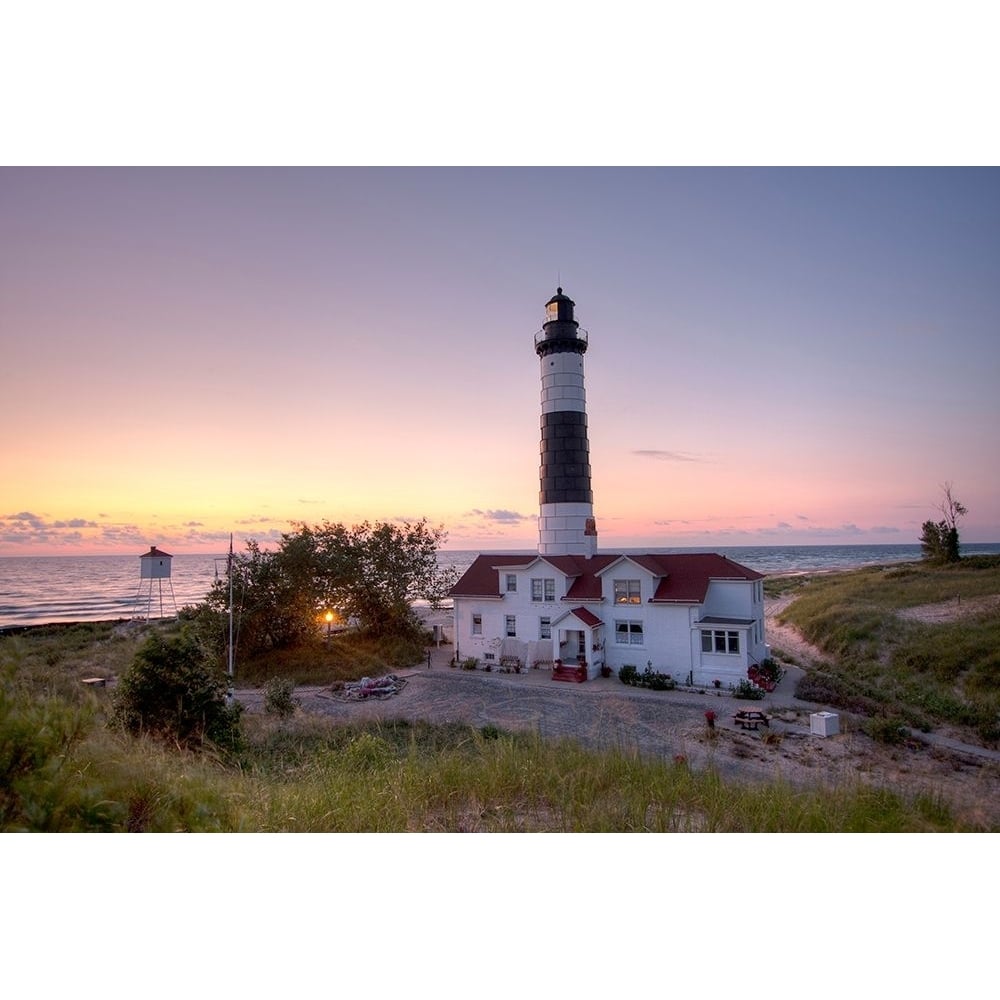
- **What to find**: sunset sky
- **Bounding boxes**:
[2,167,998,555]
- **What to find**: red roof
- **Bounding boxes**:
[450,552,762,603]
[565,606,603,628]
[141,546,172,559]
[448,554,537,597]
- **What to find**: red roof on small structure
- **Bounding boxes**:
[449,552,762,603]
[141,546,173,559]
[565,606,603,628]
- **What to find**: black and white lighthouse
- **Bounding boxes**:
[535,288,598,556]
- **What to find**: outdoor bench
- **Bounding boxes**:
[733,710,770,730]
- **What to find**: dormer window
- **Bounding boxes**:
[613,579,641,604]
[505,574,517,593]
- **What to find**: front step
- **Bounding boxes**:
[552,662,587,683]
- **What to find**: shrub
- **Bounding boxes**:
[757,658,785,685]
[264,677,297,719]
[642,666,676,691]
[734,679,765,701]
[113,629,242,750]
[865,715,909,745]
[617,664,675,691]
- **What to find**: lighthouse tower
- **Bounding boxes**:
[535,288,598,556]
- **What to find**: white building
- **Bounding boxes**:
[450,289,768,685]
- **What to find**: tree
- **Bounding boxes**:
[920,482,967,563]
[202,519,457,656]
[308,519,457,638]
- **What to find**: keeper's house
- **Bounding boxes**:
[450,551,767,685]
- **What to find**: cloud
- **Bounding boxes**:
[632,450,703,463]
[871,525,901,534]
[298,498,324,504]
[796,514,810,521]
[98,524,146,544]
[5,511,45,524]
[183,520,204,527]
[0,512,100,546]
[776,521,792,529]
[469,508,532,523]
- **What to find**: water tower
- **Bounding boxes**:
[134,545,178,619]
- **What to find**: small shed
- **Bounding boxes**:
[140,546,173,579]
[134,545,177,619]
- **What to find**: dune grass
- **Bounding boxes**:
[779,556,1000,742]
[3,611,996,832]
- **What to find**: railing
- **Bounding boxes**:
[534,327,589,348]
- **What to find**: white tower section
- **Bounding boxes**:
[535,288,597,556]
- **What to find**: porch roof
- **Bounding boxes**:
[555,606,603,629]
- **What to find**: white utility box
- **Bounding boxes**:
[810,711,840,737]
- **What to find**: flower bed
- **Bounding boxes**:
[747,658,784,693]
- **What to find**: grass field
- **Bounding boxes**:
[2,603,994,831]
[774,555,1000,742]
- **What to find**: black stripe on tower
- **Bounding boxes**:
[539,410,593,505]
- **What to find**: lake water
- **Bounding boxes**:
[2,543,999,629]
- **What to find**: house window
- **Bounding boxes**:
[613,579,641,604]
[615,620,644,645]
[505,574,517,593]
[539,617,551,639]
[472,614,482,635]
[531,578,556,602]
[701,629,740,654]
[505,615,517,638]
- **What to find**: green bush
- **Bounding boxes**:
[865,715,909,745]
[642,667,676,691]
[733,679,765,701]
[264,677,297,719]
[617,664,675,691]
[113,628,242,750]
[757,658,785,685]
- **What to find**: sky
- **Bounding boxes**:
[2,166,998,555]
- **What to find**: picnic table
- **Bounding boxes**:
[733,709,770,730]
